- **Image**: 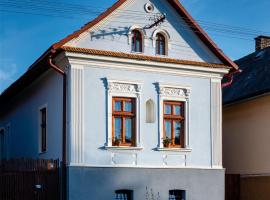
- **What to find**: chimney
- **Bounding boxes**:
[255,35,270,51]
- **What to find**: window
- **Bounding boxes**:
[169,190,186,200]
[112,97,136,146]
[115,189,133,200]
[157,83,191,150]
[0,129,4,160]
[40,107,47,152]
[106,79,142,149]
[156,33,166,55]
[131,30,143,52]
[163,101,185,148]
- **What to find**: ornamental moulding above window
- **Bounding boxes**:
[107,81,142,94]
[158,84,190,99]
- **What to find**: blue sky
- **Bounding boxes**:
[0,0,270,93]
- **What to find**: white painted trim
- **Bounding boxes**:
[210,79,222,168]
[104,146,143,151]
[65,52,229,77]
[156,83,191,149]
[155,147,192,152]
[38,104,48,154]
[105,78,142,148]
[69,163,224,170]
[152,29,171,55]
[70,65,84,164]
[127,25,146,52]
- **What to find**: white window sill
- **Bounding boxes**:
[39,150,47,155]
[130,51,144,54]
[155,147,192,152]
[104,146,144,151]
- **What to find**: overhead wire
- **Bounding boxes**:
[0,0,268,42]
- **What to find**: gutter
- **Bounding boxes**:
[48,49,67,200]
[222,69,241,88]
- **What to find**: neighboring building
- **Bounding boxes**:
[0,0,237,199]
[223,36,270,200]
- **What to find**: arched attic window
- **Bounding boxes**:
[156,33,166,55]
[131,30,143,53]
[152,29,170,56]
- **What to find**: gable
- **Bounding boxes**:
[53,0,237,68]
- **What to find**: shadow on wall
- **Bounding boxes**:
[91,26,129,40]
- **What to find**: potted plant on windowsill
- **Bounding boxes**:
[113,137,122,146]
[163,137,172,148]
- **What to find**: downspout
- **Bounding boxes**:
[48,50,67,200]
[222,69,241,88]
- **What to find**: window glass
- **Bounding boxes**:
[125,118,132,143]
[115,190,133,200]
[165,104,171,115]
[174,105,181,115]
[156,33,166,55]
[40,107,47,152]
[132,30,142,52]
[169,190,185,200]
[0,129,4,160]
[165,120,172,138]
[124,101,132,112]
[114,118,122,139]
[174,121,181,145]
[114,101,122,111]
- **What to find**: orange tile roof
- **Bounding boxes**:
[61,46,230,69]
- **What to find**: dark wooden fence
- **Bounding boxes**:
[225,174,240,200]
[0,158,60,200]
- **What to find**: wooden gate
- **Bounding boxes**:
[0,158,60,200]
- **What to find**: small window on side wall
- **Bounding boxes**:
[169,190,186,200]
[0,128,5,161]
[115,189,133,200]
[156,33,166,55]
[40,107,47,153]
[131,30,143,52]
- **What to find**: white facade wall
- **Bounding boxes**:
[66,53,225,169]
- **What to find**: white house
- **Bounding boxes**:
[0,0,238,199]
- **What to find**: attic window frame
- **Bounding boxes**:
[152,29,170,56]
[131,30,143,53]
[156,33,166,55]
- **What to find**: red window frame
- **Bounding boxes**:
[156,33,166,55]
[112,97,136,146]
[163,101,185,148]
[131,30,142,52]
